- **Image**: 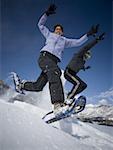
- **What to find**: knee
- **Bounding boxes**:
[35,87,43,92]
[33,82,44,92]
[47,68,62,83]
[82,82,87,90]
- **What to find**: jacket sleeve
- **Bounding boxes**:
[37,13,50,38]
[65,34,88,48]
[78,38,98,56]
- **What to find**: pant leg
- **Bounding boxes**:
[47,67,64,104]
[23,71,48,92]
[68,76,87,99]
[38,53,64,104]
[64,68,87,99]
[64,68,77,85]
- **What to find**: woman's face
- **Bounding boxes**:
[54,26,63,35]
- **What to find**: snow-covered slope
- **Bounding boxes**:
[78,104,113,118]
[0,100,97,150]
[0,76,113,150]
[77,104,113,126]
[0,100,113,150]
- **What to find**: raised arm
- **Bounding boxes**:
[78,32,105,56]
[37,4,57,38]
[65,34,88,48]
[65,24,100,48]
[37,13,50,38]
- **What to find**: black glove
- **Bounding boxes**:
[83,66,91,71]
[45,4,57,16]
[87,24,100,37]
[96,32,105,41]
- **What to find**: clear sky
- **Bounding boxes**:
[1,0,112,98]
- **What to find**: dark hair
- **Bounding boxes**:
[54,24,64,32]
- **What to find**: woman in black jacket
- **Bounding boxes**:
[64,33,105,101]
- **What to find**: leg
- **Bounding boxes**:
[74,77,87,96]
[64,68,78,85]
[38,53,64,104]
[64,68,87,99]
[47,67,64,104]
[23,71,48,92]
[68,77,87,99]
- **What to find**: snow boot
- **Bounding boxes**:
[53,102,69,117]
[11,72,25,94]
[64,98,75,106]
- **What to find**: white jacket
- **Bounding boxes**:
[38,13,88,61]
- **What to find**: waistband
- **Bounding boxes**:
[40,51,60,63]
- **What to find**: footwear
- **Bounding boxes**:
[73,96,86,114]
[11,72,25,94]
[53,102,69,117]
[64,98,75,106]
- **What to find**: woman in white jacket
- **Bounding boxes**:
[12,4,99,116]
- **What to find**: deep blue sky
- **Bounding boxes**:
[1,0,112,98]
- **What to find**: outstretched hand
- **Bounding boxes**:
[46,4,57,16]
[87,24,100,37]
[96,32,105,41]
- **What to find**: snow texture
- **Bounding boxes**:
[0,72,113,150]
[0,100,113,150]
[0,100,97,150]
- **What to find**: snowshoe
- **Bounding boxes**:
[10,72,24,94]
[43,95,86,124]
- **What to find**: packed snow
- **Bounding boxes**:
[0,73,113,150]
[0,100,96,150]
[0,100,113,150]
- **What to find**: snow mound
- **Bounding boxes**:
[0,75,113,150]
[0,100,96,150]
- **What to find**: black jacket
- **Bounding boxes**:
[66,39,98,73]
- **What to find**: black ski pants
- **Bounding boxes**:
[23,51,64,104]
[64,68,87,99]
